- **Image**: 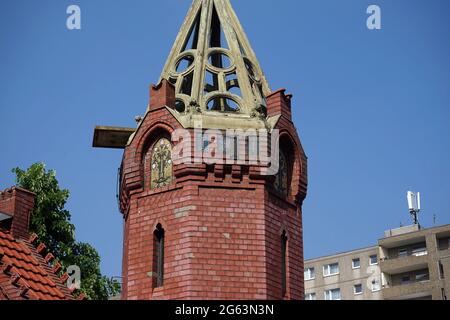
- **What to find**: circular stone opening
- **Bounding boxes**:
[207,96,240,112]
[175,99,186,113]
[208,52,232,69]
[175,54,195,73]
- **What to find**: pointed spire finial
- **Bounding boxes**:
[159,0,271,116]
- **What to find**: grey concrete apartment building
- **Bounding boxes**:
[304,246,383,300]
[380,224,450,300]
[305,223,450,300]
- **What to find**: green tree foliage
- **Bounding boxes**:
[12,163,120,300]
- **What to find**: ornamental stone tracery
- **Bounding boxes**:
[159,0,271,117]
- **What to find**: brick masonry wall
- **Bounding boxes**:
[123,183,304,299]
[0,189,15,215]
[264,192,304,300]
[0,187,36,239]
[119,81,307,300]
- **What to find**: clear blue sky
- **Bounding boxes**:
[1,0,449,278]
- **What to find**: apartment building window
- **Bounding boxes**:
[401,275,411,284]
[323,263,339,277]
[398,248,408,258]
[354,284,363,295]
[304,267,315,281]
[324,288,341,300]
[412,244,427,257]
[371,278,381,292]
[416,272,429,282]
[369,255,378,265]
[305,293,316,300]
[438,238,450,251]
[439,262,445,279]
[352,258,360,269]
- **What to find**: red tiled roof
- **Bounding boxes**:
[0,229,74,300]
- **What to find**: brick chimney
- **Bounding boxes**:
[0,187,36,239]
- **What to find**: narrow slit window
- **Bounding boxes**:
[281,231,288,297]
[153,224,165,288]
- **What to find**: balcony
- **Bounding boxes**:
[380,253,429,275]
[382,280,432,300]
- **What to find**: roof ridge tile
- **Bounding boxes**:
[29,233,39,245]
[0,229,75,300]
[36,243,46,255]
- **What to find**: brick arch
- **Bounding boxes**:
[134,122,175,164]
[133,122,175,190]
[279,223,290,240]
[278,130,303,203]
[151,221,167,290]
[151,218,169,234]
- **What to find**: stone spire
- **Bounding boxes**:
[159,0,271,117]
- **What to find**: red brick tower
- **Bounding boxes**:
[94,0,307,300]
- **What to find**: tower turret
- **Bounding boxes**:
[93,0,308,300]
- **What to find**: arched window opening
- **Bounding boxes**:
[274,150,289,197]
[151,138,173,189]
[153,224,165,288]
[281,230,288,297]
